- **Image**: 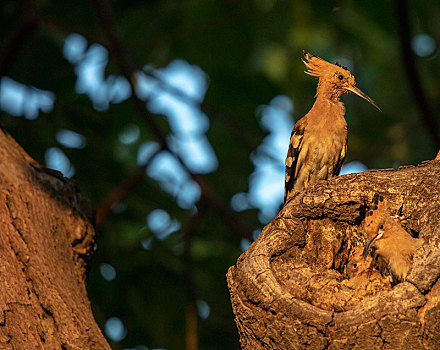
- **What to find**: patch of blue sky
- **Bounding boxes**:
[196,299,211,319]
[147,208,181,240]
[412,33,436,58]
[137,141,160,165]
[64,34,131,110]
[147,151,201,209]
[147,59,208,102]
[74,44,109,110]
[133,68,158,100]
[99,263,116,281]
[65,34,215,208]
[64,34,216,201]
[339,160,368,175]
[136,60,216,203]
[0,77,55,120]
[168,134,218,174]
[256,104,293,163]
[230,192,250,212]
[118,123,140,145]
[45,147,75,177]
[147,208,171,235]
[138,59,216,175]
[74,43,106,92]
[63,33,88,64]
[253,228,262,240]
[56,129,86,149]
[106,75,131,103]
[137,60,209,136]
[257,96,294,155]
[104,317,127,342]
[148,91,209,136]
[240,238,252,252]
[248,162,284,223]
[246,95,294,222]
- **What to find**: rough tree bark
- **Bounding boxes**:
[227,160,440,349]
[0,128,110,348]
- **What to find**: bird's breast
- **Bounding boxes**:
[295,128,346,183]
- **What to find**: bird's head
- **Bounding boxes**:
[362,193,388,258]
[302,51,381,111]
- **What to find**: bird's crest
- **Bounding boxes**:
[364,193,388,239]
[302,50,349,78]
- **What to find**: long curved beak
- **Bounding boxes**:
[346,86,381,112]
[362,231,383,258]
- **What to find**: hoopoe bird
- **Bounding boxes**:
[362,193,422,284]
[284,51,380,202]
[345,245,391,291]
[346,245,372,279]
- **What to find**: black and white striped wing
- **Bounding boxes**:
[284,124,305,202]
[333,140,347,177]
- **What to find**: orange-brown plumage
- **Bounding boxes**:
[284,51,380,202]
[362,193,422,284]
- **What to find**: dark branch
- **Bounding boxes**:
[183,213,199,350]
[0,0,39,77]
[95,147,163,227]
[394,0,440,147]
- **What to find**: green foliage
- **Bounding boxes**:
[1,0,440,349]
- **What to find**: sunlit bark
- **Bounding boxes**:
[0,128,110,349]
[228,161,440,349]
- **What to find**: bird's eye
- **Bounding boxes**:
[353,263,358,268]
[379,224,384,230]
[338,74,344,80]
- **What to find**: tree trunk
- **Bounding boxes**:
[227,160,440,349]
[0,128,110,349]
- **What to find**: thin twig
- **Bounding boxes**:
[95,147,163,227]
[183,213,199,350]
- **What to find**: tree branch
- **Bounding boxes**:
[394,0,440,147]
[95,147,163,227]
[0,0,39,77]
[183,212,199,350]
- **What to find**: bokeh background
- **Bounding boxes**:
[1,1,439,349]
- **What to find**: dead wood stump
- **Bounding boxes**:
[227,161,440,349]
